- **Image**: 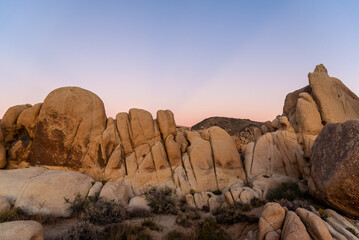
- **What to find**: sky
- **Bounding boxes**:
[1,1,359,126]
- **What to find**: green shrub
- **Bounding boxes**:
[267,181,304,201]
[83,199,127,225]
[145,187,177,214]
[212,190,222,195]
[64,194,91,214]
[346,227,356,235]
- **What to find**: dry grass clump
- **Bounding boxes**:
[144,187,177,214]
[83,199,128,225]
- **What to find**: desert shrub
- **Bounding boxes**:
[176,206,200,227]
[61,222,152,240]
[194,218,231,240]
[128,207,152,218]
[59,222,105,240]
[267,181,304,201]
[214,205,258,224]
[0,207,23,223]
[212,190,222,195]
[276,199,311,211]
[163,230,191,240]
[104,223,152,240]
[141,218,161,231]
[318,208,330,219]
[0,207,57,224]
[83,199,127,225]
[346,227,357,236]
[64,193,95,214]
[145,187,177,214]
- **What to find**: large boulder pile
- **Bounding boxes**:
[0,64,359,222]
[258,202,339,240]
[309,120,359,217]
[0,87,246,198]
[242,64,359,201]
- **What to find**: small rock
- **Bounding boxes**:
[87,182,103,198]
[185,194,196,208]
[258,202,285,240]
[99,181,128,205]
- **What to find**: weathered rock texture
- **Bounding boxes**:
[0,167,94,217]
[309,64,359,124]
[309,120,359,217]
[0,220,44,240]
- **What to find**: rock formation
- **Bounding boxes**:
[0,87,248,199]
[0,63,359,232]
[309,120,359,217]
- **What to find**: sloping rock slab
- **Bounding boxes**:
[0,167,94,217]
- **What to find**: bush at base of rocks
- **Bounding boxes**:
[144,187,177,214]
[0,206,60,225]
[214,205,258,224]
[275,199,311,212]
[128,207,152,218]
[176,206,201,227]
[59,222,152,240]
[83,199,128,225]
[267,181,304,202]
[195,218,231,240]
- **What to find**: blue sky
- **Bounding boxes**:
[1,1,359,125]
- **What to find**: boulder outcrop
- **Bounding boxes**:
[309,120,359,217]
[309,64,359,124]
[0,167,94,217]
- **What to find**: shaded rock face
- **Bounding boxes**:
[28,87,107,169]
[191,116,268,144]
[309,120,359,217]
